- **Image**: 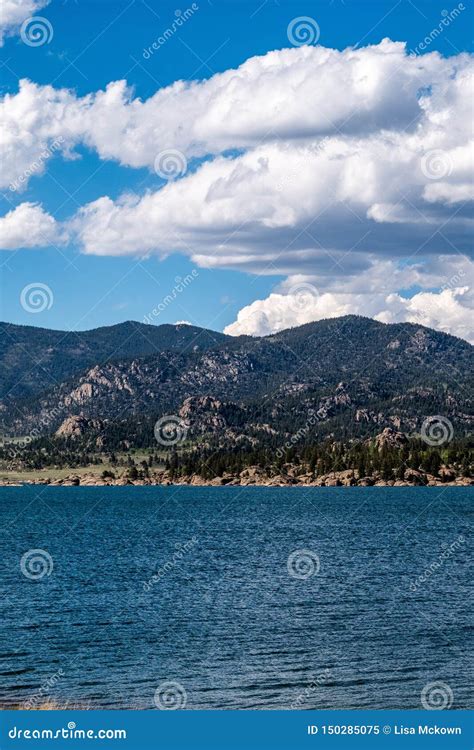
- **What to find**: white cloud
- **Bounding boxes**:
[423,182,474,204]
[1,40,472,343]
[1,40,472,188]
[61,42,472,270]
[72,129,472,268]
[0,202,65,249]
[0,0,49,46]
[224,285,474,343]
[375,287,474,343]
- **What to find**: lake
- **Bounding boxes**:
[0,486,471,710]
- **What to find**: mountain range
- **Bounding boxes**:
[1,316,472,448]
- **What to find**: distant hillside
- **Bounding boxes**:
[1,315,472,445]
[0,321,230,402]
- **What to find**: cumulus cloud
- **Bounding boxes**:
[224,283,474,343]
[0,0,49,46]
[376,287,474,342]
[223,258,474,340]
[0,202,65,249]
[59,42,472,271]
[72,130,472,266]
[1,40,472,188]
[1,40,472,342]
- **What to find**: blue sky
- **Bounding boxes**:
[0,0,472,337]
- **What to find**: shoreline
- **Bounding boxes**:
[1,469,472,489]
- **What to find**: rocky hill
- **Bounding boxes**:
[0,320,229,402]
[1,315,472,447]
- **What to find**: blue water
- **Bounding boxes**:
[0,486,472,710]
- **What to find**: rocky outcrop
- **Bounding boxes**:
[55,415,104,437]
[315,382,352,419]
[374,427,409,450]
[355,409,384,424]
[177,395,250,438]
[178,396,227,433]
[1,317,472,445]
[6,465,471,488]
